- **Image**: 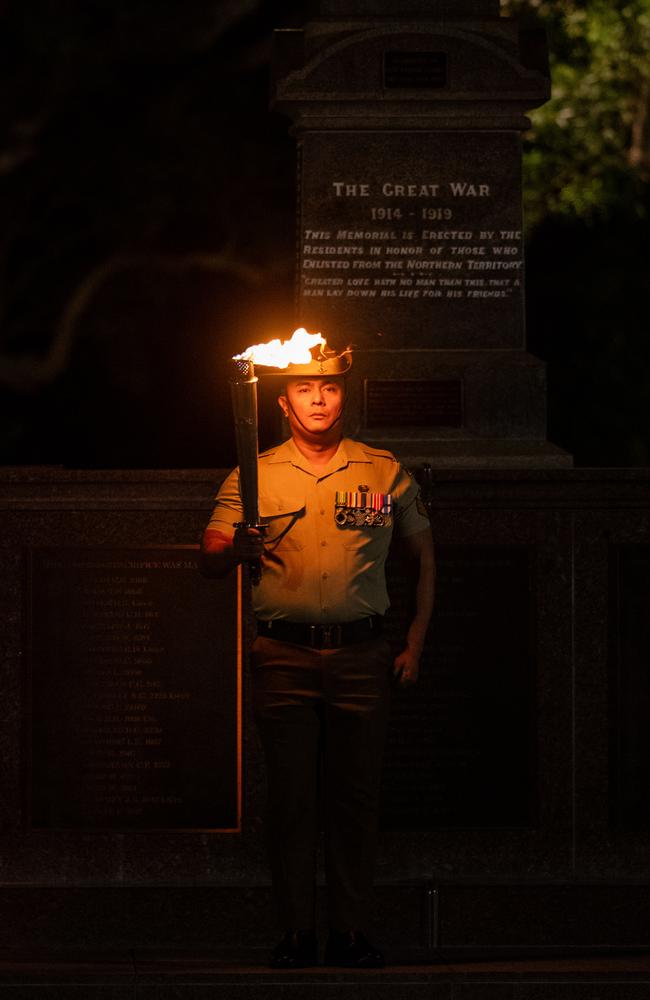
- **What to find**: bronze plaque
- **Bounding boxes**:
[384,51,447,89]
[28,547,241,831]
[364,378,463,428]
[382,545,536,830]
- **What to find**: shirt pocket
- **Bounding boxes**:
[259,494,306,551]
[340,521,393,568]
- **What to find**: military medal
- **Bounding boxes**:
[334,489,393,528]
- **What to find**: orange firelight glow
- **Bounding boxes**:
[233,328,326,368]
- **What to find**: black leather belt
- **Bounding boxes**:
[256,616,384,650]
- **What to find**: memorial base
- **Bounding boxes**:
[342,350,571,466]
[2,467,650,992]
[1,882,650,958]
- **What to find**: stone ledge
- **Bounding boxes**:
[1,949,650,1000]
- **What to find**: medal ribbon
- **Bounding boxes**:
[335,491,392,515]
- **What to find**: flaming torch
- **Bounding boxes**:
[229,328,327,584]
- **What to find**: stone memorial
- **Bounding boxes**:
[272,0,571,466]
[1,1,650,976]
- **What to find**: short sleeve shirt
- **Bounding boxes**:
[207,437,431,623]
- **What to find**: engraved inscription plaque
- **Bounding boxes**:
[383,51,448,89]
[29,547,240,831]
[299,131,524,350]
[609,544,650,828]
[364,379,463,428]
[382,545,536,829]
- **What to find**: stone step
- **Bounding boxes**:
[1,951,649,999]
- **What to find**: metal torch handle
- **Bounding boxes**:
[230,358,264,585]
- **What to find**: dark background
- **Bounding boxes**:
[1,0,648,470]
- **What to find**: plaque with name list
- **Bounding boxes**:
[28,547,240,832]
[364,378,463,428]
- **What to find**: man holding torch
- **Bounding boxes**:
[201,332,434,968]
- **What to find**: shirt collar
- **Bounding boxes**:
[266,437,371,477]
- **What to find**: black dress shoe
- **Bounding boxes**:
[324,930,385,968]
[269,930,318,968]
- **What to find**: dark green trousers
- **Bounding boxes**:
[251,634,392,932]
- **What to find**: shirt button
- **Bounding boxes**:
[322,606,329,613]
[320,540,327,547]
[322,572,328,580]
[320,509,325,515]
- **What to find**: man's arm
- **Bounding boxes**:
[200,527,264,579]
[392,527,435,687]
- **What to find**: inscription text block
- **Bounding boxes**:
[29,547,240,831]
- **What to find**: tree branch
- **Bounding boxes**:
[0,251,271,390]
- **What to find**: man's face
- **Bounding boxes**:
[279,377,345,438]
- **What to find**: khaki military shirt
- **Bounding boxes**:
[208,437,430,623]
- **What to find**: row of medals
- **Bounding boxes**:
[334,490,393,528]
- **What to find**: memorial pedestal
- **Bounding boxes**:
[1,467,650,962]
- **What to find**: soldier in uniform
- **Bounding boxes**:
[201,345,434,968]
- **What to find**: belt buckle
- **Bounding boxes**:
[321,623,342,649]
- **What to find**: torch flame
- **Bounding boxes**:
[233,328,326,369]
